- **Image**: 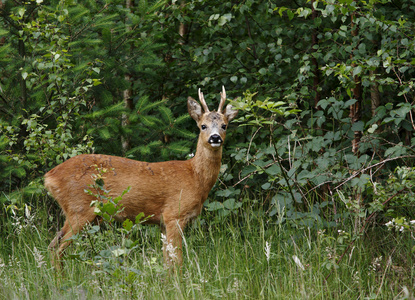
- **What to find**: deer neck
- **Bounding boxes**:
[191,138,223,199]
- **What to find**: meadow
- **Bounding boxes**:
[1,197,413,299]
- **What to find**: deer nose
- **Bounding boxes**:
[209,134,223,145]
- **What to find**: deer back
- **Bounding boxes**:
[45,86,238,226]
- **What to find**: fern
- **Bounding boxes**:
[127,140,163,157]
[136,98,167,115]
[175,114,191,125]
[66,5,90,22]
[0,43,12,61]
[158,105,174,124]
[84,102,124,119]
[94,14,119,29]
[98,127,111,140]
[166,141,191,157]
[138,114,159,127]
[137,0,167,16]
[172,127,196,140]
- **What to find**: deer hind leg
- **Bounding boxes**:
[49,210,97,270]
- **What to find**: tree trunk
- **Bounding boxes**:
[350,11,362,155]
[311,0,320,108]
[370,70,380,117]
[350,8,363,234]
[122,0,134,154]
[178,1,187,45]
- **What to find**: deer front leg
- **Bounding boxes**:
[162,219,185,270]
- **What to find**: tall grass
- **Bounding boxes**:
[1,196,414,299]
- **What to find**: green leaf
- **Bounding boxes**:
[223,199,242,210]
[351,121,364,132]
[241,165,257,177]
[287,10,294,20]
[353,65,362,77]
[343,99,357,108]
[87,225,100,234]
[218,13,232,26]
[206,201,223,211]
[123,219,133,231]
[367,124,378,133]
[261,182,271,190]
[112,248,127,257]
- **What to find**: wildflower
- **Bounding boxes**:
[228,278,240,294]
[33,247,46,269]
[199,277,208,283]
[325,247,335,260]
[0,257,5,276]
[20,283,29,298]
[25,205,30,218]
[292,255,305,271]
[264,241,271,262]
[369,256,382,273]
[402,286,410,299]
[352,271,360,284]
[232,278,240,291]
[161,233,177,261]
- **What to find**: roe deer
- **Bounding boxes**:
[45,87,238,269]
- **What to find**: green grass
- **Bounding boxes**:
[1,198,414,299]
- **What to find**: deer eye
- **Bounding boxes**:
[221,124,227,130]
[201,125,207,130]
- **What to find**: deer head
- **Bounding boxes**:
[187,86,238,150]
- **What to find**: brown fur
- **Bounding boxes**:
[45,88,238,269]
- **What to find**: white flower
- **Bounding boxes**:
[264,241,271,262]
[161,233,177,260]
[292,255,305,270]
[33,247,46,269]
[228,278,240,294]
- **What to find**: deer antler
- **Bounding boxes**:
[218,86,226,113]
[198,88,210,112]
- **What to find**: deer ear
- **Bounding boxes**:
[187,97,203,122]
[223,104,238,122]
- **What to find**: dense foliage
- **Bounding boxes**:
[1,0,415,296]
